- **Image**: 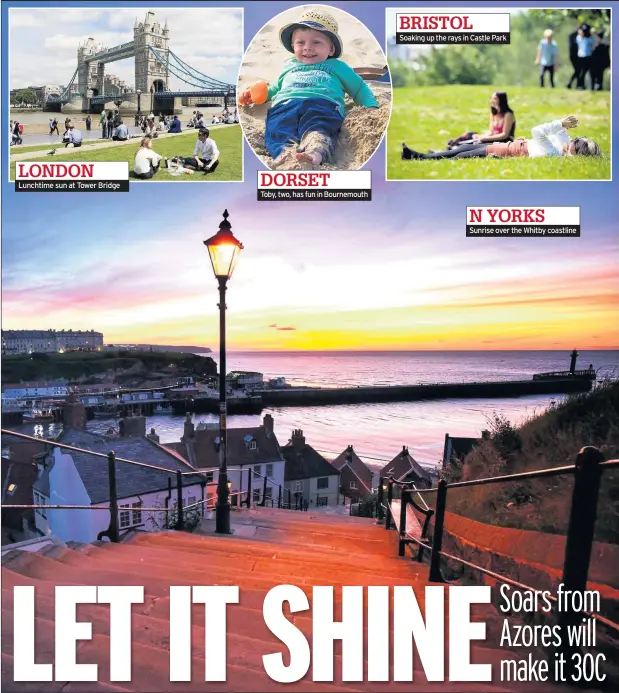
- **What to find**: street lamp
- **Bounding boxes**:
[136,89,142,117]
[204,209,244,534]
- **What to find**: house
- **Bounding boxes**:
[33,417,207,544]
[164,414,285,507]
[442,432,485,470]
[331,444,373,502]
[380,445,433,488]
[280,430,340,508]
[1,431,50,543]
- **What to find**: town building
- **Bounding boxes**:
[442,432,486,470]
[226,371,264,390]
[281,430,341,508]
[164,414,285,506]
[32,412,206,544]
[2,384,70,402]
[380,445,433,488]
[10,84,62,105]
[2,329,104,354]
[331,444,373,502]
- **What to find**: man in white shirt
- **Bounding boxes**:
[64,126,83,148]
[177,128,220,173]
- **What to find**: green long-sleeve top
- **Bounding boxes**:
[266,58,379,116]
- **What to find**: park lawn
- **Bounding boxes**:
[9,126,242,182]
[9,142,75,155]
[387,85,611,181]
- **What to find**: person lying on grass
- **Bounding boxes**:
[239,7,379,167]
[402,116,601,160]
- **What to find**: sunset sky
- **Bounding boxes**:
[3,147,618,350]
[3,0,618,351]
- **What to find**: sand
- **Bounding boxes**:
[237,5,391,171]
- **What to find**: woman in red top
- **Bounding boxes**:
[445,92,516,149]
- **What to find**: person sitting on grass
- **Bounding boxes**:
[444,92,516,150]
[168,115,182,133]
[64,125,83,148]
[134,136,162,179]
[401,116,601,161]
[112,119,129,142]
[239,7,379,167]
[168,128,219,174]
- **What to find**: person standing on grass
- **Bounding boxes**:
[536,29,559,88]
[100,110,107,138]
[576,24,597,90]
[590,29,610,91]
[566,23,580,89]
[86,115,92,131]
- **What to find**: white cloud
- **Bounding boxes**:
[10,7,243,89]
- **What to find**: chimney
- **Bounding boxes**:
[62,393,86,429]
[119,415,146,438]
[346,445,353,464]
[401,445,408,456]
[182,413,195,442]
[263,414,274,438]
[291,429,305,450]
[146,427,160,444]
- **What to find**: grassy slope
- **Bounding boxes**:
[445,382,619,544]
[2,350,217,384]
[387,85,611,180]
[10,126,243,182]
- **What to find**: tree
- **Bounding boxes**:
[15,89,37,106]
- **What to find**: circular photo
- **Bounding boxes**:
[237,4,392,171]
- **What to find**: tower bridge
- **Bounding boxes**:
[47,10,235,114]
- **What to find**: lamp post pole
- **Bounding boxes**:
[204,210,244,536]
[216,274,230,533]
[136,89,142,117]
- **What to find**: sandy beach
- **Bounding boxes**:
[238,5,392,170]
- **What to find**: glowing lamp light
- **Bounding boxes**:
[203,210,244,280]
[227,481,233,490]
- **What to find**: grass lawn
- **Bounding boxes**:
[10,126,243,182]
[387,85,611,181]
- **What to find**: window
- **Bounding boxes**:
[119,504,131,529]
[188,496,197,508]
[253,489,261,503]
[264,487,272,500]
[249,440,257,451]
[131,501,142,525]
[205,472,214,483]
[7,483,17,496]
[294,480,302,492]
[253,464,262,477]
[317,477,329,489]
[34,492,47,519]
[266,463,273,478]
[317,496,328,506]
[349,480,357,489]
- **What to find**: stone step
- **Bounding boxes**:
[2,591,531,692]
[90,542,424,585]
[134,532,412,570]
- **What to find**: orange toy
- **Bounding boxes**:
[239,80,268,106]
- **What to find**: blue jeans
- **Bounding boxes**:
[265,97,344,160]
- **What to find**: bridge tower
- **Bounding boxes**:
[77,38,104,98]
[134,11,170,95]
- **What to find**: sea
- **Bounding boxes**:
[30,350,619,471]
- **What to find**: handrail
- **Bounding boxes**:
[381,447,619,637]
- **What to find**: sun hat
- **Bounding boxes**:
[279,8,343,59]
